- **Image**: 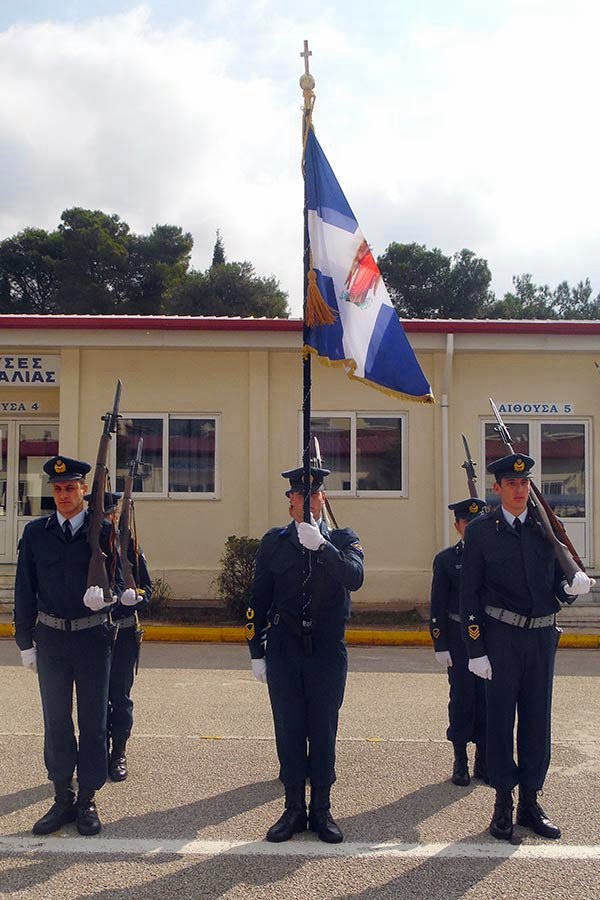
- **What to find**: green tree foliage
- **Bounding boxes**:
[216,535,261,620]
[166,260,289,318]
[0,209,287,317]
[377,242,493,318]
[211,230,226,267]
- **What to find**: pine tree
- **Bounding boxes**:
[211,230,226,267]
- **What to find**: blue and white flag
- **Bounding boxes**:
[303,127,433,402]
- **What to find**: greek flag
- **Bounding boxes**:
[304,126,433,402]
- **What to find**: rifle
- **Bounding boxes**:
[489,397,583,582]
[461,433,479,499]
[118,437,143,593]
[86,381,122,597]
[312,435,338,529]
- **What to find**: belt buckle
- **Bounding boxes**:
[64,618,72,632]
[523,616,532,629]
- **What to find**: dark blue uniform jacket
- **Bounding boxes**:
[247,520,364,659]
[14,512,124,650]
[460,508,571,659]
[429,541,462,653]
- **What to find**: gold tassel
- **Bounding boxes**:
[305,269,336,326]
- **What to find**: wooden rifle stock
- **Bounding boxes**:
[118,437,143,592]
[86,380,122,596]
[489,397,583,581]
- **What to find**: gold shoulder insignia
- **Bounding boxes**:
[54,459,66,474]
[514,458,525,473]
[468,624,481,641]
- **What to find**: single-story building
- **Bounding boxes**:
[1,314,598,606]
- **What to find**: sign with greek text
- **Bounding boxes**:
[0,355,60,387]
[496,402,573,416]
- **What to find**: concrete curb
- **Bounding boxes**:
[1,623,599,648]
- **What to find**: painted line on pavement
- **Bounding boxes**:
[1,731,598,746]
[0,835,599,860]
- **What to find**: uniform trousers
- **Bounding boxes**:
[484,616,560,791]
[35,621,112,790]
[108,627,138,745]
[266,621,348,787]
[446,619,487,746]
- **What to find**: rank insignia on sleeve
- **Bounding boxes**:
[246,608,255,620]
[432,628,441,639]
[245,622,255,641]
[468,624,481,641]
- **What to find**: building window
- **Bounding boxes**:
[308,413,405,496]
[115,415,218,498]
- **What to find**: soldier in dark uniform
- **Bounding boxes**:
[460,453,594,841]
[92,492,153,782]
[430,497,488,786]
[14,456,131,836]
[247,465,364,844]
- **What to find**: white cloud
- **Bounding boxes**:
[1,2,600,316]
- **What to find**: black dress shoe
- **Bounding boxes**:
[451,744,470,786]
[76,791,102,836]
[517,790,561,839]
[308,809,344,844]
[109,753,128,782]
[489,790,514,841]
[32,799,76,835]
[266,808,308,842]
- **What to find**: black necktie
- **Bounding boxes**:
[513,517,522,535]
[63,520,72,542]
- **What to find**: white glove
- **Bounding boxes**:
[468,655,493,680]
[20,647,37,673]
[251,658,268,684]
[83,586,107,611]
[120,588,138,606]
[434,650,453,667]
[297,515,326,551]
[564,571,595,596]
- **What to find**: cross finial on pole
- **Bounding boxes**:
[300,40,312,76]
[299,40,315,113]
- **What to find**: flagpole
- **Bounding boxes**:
[300,40,315,653]
[300,40,315,528]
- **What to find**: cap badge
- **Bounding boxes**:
[54,459,66,474]
[469,502,479,514]
[514,458,525,473]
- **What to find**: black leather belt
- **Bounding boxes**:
[38,610,109,632]
[484,605,555,629]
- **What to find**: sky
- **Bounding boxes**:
[1,0,599,316]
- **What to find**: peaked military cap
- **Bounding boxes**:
[448,497,487,521]
[84,491,122,512]
[487,452,535,480]
[43,456,92,483]
[282,464,330,496]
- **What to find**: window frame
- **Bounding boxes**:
[111,412,221,500]
[301,410,408,498]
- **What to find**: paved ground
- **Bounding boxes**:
[0,639,599,899]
